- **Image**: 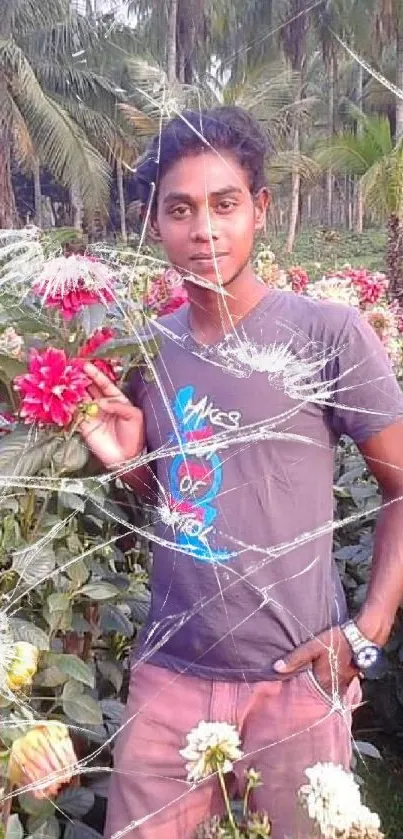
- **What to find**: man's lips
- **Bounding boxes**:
[189,253,229,263]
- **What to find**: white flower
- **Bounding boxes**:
[0,327,24,358]
[0,612,17,695]
[307,277,360,308]
[180,721,243,782]
[33,254,115,299]
[299,763,382,839]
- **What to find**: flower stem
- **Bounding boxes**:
[243,780,252,819]
[217,768,236,834]
[1,780,13,831]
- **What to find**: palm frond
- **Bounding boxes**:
[8,0,70,36]
[268,150,320,186]
[2,39,110,214]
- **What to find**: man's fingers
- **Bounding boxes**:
[273,639,321,674]
[83,362,125,399]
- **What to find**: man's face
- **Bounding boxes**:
[153,150,268,287]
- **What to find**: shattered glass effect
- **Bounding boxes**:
[0,5,403,838]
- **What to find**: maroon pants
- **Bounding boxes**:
[105,662,361,839]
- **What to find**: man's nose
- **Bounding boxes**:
[189,210,219,242]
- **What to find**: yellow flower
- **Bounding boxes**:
[6,643,39,691]
[8,722,77,798]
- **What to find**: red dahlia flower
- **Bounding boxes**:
[78,328,120,382]
[32,255,115,320]
[14,348,91,427]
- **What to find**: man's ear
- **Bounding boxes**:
[148,214,162,243]
[254,187,270,232]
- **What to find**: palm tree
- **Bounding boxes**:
[0,0,115,229]
[315,112,403,299]
[277,0,312,252]
[373,0,403,141]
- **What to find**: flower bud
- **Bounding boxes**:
[8,722,77,798]
[6,643,39,691]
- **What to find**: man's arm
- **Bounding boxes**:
[355,419,403,646]
[273,419,403,684]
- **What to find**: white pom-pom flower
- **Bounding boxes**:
[180,721,243,783]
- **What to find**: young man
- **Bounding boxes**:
[80,107,403,839]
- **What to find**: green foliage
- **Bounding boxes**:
[268,227,387,278]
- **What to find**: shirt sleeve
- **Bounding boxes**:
[328,308,403,443]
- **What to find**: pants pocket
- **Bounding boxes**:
[302,668,361,711]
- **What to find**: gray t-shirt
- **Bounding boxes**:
[125,289,403,681]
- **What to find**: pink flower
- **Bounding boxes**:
[145,269,188,315]
[78,327,120,381]
[14,348,91,427]
[288,266,309,294]
[32,255,115,320]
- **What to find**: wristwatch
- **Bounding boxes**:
[341,620,388,680]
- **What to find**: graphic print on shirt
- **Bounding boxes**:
[168,385,241,564]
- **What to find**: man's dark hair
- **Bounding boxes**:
[133,106,273,216]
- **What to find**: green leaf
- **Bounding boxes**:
[79,583,120,601]
[66,559,90,587]
[28,816,60,839]
[18,794,54,817]
[62,680,102,725]
[97,659,123,692]
[12,544,56,586]
[58,492,86,513]
[64,822,103,839]
[99,604,133,636]
[56,788,95,818]
[0,429,62,479]
[0,354,26,381]
[10,619,49,650]
[6,815,23,839]
[35,666,68,688]
[52,435,89,474]
[95,336,160,360]
[46,654,94,688]
[47,593,71,613]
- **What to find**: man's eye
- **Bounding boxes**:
[218,200,236,211]
[170,206,191,218]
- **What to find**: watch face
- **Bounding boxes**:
[357,646,379,669]
[356,646,388,680]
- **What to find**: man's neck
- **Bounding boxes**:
[184,266,269,344]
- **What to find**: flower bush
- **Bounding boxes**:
[254,246,403,377]
[0,230,189,838]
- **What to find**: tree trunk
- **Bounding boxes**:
[167,0,178,84]
[33,157,42,228]
[355,63,364,232]
[286,121,300,254]
[396,11,403,142]
[326,53,335,228]
[387,214,403,302]
[70,183,83,231]
[0,123,17,229]
[116,159,127,244]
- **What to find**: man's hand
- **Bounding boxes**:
[273,627,359,693]
[78,362,145,469]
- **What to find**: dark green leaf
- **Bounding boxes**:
[6,815,23,839]
[12,544,56,585]
[64,822,103,839]
[46,654,94,688]
[62,680,102,725]
[55,788,95,818]
[79,583,120,601]
[52,435,89,474]
[97,659,123,692]
[99,604,133,636]
[10,619,49,651]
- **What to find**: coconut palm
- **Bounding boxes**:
[0,0,117,228]
[315,111,403,299]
